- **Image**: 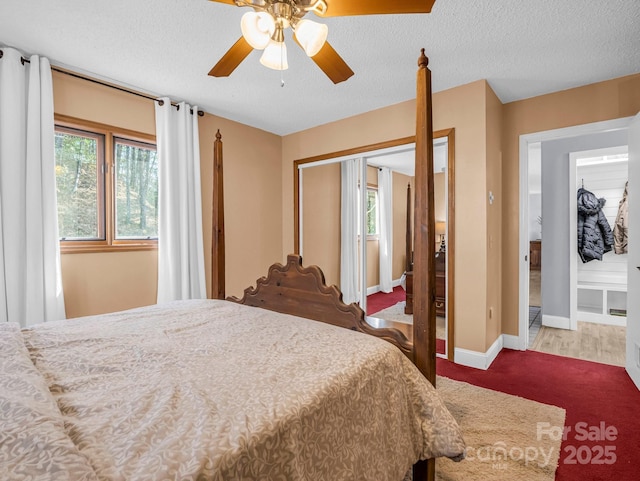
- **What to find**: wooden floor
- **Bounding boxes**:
[528,267,625,367]
[531,321,626,367]
[529,269,541,306]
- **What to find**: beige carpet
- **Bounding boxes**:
[373,301,446,338]
[435,376,565,481]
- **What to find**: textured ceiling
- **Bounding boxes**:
[1,0,639,136]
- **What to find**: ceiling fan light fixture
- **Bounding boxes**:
[294,19,328,57]
[240,11,276,50]
[260,40,288,71]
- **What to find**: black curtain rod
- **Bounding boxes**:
[0,49,204,117]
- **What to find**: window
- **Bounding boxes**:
[54,116,157,252]
[366,188,378,236]
[114,138,158,239]
[357,186,379,238]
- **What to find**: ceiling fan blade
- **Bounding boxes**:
[304,41,354,84]
[208,37,253,77]
[319,0,436,17]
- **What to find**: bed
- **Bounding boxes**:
[0,51,462,480]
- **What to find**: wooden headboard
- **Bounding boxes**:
[228,254,412,357]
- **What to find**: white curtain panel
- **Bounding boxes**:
[378,167,393,293]
[340,159,359,304]
[155,99,206,303]
[0,47,65,326]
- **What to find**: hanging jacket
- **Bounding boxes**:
[577,187,614,263]
[613,181,628,254]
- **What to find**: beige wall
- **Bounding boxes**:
[301,163,341,287]
[485,83,503,347]
[500,73,640,335]
[197,114,282,298]
[61,252,158,319]
[365,240,379,289]
[53,71,282,317]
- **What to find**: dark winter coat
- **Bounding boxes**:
[577,187,614,263]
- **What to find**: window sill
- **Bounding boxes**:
[60,243,157,254]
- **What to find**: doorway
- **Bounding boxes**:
[527,142,542,348]
[519,117,632,366]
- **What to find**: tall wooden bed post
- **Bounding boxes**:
[212,129,225,300]
[413,49,437,481]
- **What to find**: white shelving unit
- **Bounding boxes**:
[577,282,627,325]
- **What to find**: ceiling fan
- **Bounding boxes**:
[208,0,436,84]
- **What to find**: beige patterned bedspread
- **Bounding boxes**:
[4,300,464,480]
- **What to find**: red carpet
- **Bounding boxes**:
[367,286,405,314]
[437,349,640,481]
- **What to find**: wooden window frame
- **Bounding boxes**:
[55,114,158,254]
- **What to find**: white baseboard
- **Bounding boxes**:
[366,278,403,296]
[454,335,503,370]
[502,334,522,350]
[542,314,571,330]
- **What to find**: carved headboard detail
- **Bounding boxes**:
[228,254,412,357]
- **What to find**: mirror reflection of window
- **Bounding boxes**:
[357,186,379,237]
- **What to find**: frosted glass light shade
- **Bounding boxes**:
[260,40,288,70]
[294,19,328,57]
[241,12,276,50]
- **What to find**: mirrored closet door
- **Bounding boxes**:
[294,129,455,359]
